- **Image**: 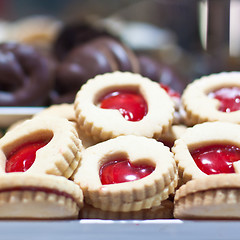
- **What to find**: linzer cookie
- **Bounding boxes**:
[80,200,174,220]
[35,103,76,122]
[73,135,178,212]
[0,116,82,178]
[0,173,83,219]
[182,72,240,126]
[172,122,240,186]
[174,174,240,219]
[74,71,174,141]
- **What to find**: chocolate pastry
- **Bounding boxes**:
[52,35,187,104]
[0,42,55,106]
[53,22,115,61]
[51,37,140,104]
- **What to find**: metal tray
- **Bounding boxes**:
[0,107,44,128]
[0,219,239,240]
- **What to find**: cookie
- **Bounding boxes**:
[74,71,174,141]
[35,103,76,122]
[172,122,240,186]
[182,72,240,126]
[0,173,83,219]
[73,135,178,212]
[0,116,82,178]
[174,174,240,219]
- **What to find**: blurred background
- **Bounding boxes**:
[0,0,239,90]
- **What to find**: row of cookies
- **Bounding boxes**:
[2,70,240,219]
[173,71,240,219]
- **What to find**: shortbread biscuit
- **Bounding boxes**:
[182,72,240,126]
[80,200,173,220]
[172,122,240,186]
[0,173,83,219]
[74,71,174,141]
[174,174,240,219]
[73,135,178,212]
[35,103,76,122]
[0,116,82,178]
[35,103,99,148]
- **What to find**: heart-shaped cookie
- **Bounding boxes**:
[0,116,83,178]
[73,135,178,212]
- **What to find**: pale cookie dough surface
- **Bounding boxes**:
[74,71,174,141]
[182,71,240,126]
[0,116,83,178]
[80,200,174,220]
[172,122,240,186]
[35,103,76,121]
[35,103,99,148]
[0,173,83,219]
[174,174,240,219]
[73,135,178,212]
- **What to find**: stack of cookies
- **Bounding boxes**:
[173,71,240,219]
[2,70,240,220]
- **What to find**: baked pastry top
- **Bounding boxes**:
[182,72,240,126]
[73,135,178,212]
[74,71,174,141]
[0,116,82,178]
[172,121,240,186]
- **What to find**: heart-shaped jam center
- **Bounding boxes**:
[6,140,49,172]
[208,87,240,112]
[99,159,155,185]
[100,90,148,121]
[191,144,240,174]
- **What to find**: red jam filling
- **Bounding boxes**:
[191,144,240,175]
[99,159,155,185]
[6,140,49,173]
[100,90,148,121]
[160,83,181,100]
[208,87,240,112]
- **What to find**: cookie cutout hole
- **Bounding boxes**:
[190,144,240,175]
[96,86,148,122]
[4,130,53,173]
[208,87,240,113]
[99,152,155,185]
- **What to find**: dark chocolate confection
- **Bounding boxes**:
[52,35,187,104]
[0,42,55,106]
[51,37,140,104]
[53,22,115,61]
[138,55,187,93]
